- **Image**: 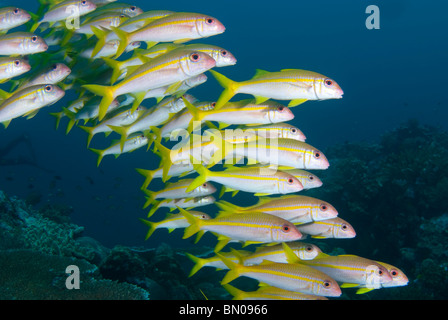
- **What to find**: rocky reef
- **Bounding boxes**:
[307,119,448,299]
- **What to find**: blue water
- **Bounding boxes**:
[1,0,447,251]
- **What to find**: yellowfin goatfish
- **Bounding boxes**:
[210,68,344,109]
[204,131,330,170]
[140,210,211,240]
[186,164,304,196]
[142,178,217,209]
[184,98,294,132]
[0,32,48,55]
[279,168,322,189]
[147,195,215,218]
[223,284,329,300]
[109,94,197,151]
[0,57,30,84]
[282,243,393,291]
[136,162,195,189]
[218,253,341,297]
[0,84,65,128]
[102,12,226,58]
[31,0,97,32]
[239,123,306,142]
[0,7,31,33]
[80,105,147,147]
[83,49,216,120]
[84,2,142,20]
[217,195,338,224]
[89,132,148,166]
[186,242,322,277]
[113,10,174,33]
[15,63,71,91]
[75,12,129,35]
[179,207,303,246]
[296,217,356,239]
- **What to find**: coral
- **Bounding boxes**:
[0,249,149,300]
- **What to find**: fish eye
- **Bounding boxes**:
[324,79,333,87]
[221,50,228,56]
[341,223,348,230]
[211,102,216,107]
[313,151,321,159]
[305,245,313,251]
[290,128,297,134]
[52,64,58,70]
[205,17,215,24]
[391,270,398,277]
[81,0,87,5]
[309,175,314,180]
[281,224,290,233]
[202,183,207,187]
[287,178,294,184]
[190,53,200,62]
[378,269,383,276]
[323,281,331,288]
[130,6,136,11]
[14,60,20,66]
[31,36,38,42]
[44,85,53,92]
[120,14,126,18]
[277,106,284,112]
[320,204,327,211]
[13,8,19,14]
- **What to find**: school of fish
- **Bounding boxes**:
[0,0,408,300]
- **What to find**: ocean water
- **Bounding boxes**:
[0,0,447,300]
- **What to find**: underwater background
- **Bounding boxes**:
[1,0,447,300]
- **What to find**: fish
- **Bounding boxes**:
[186,164,304,196]
[63,96,121,134]
[218,252,341,297]
[0,84,65,128]
[142,178,217,209]
[79,105,147,147]
[203,129,330,170]
[0,32,48,55]
[179,207,303,249]
[223,284,328,300]
[184,97,295,133]
[160,100,216,138]
[147,195,216,218]
[95,12,226,58]
[89,132,148,166]
[136,162,195,189]
[80,39,141,59]
[282,243,393,291]
[83,48,216,120]
[152,133,221,182]
[186,242,323,277]
[108,94,197,151]
[296,217,356,239]
[216,194,338,224]
[238,123,306,142]
[74,12,129,35]
[0,57,31,84]
[210,68,344,109]
[0,7,31,33]
[31,0,97,32]
[140,210,211,240]
[112,10,174,34]
[13,63,71,91]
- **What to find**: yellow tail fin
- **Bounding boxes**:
[208,70,239,110]
[82,84,117,121]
